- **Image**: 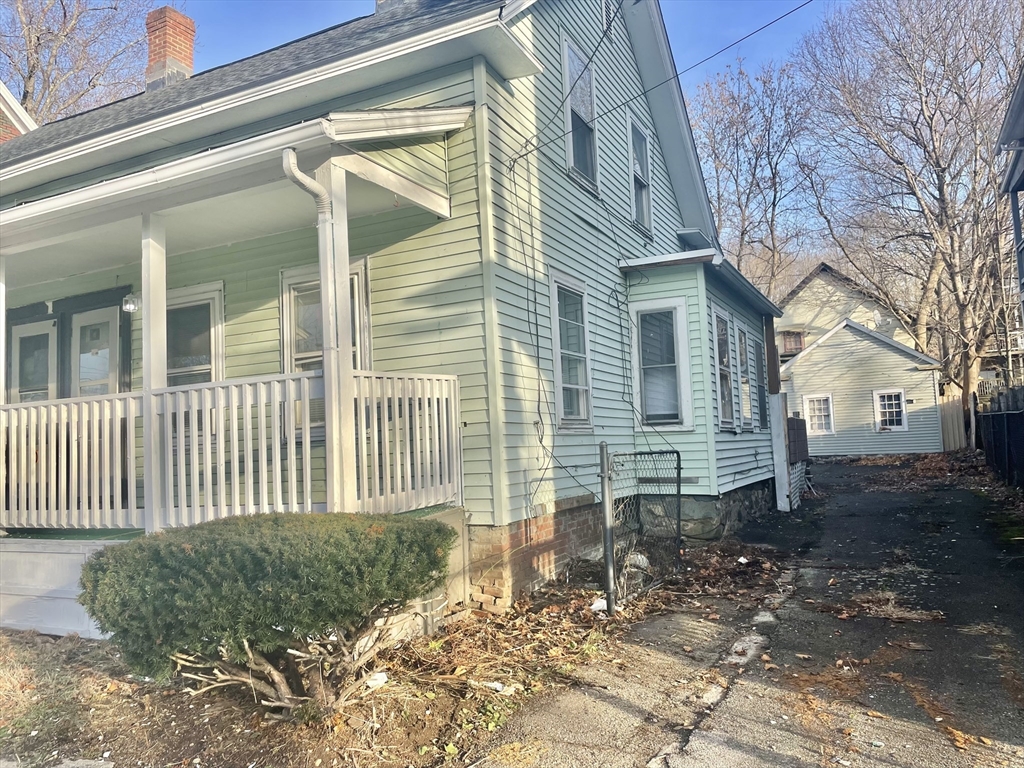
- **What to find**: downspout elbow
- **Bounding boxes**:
[282,148,330,216]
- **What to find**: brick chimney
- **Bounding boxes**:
[145,6,196,91]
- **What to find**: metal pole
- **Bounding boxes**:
[675,450,682,568]
[599,441,616,615]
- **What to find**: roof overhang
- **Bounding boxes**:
[0,107,472,257]
[0,11,539,199]
[618,247,782,318]
[999,68,1024,195]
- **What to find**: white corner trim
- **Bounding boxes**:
[0,81,37,134]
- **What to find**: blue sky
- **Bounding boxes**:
[185,0,825,94]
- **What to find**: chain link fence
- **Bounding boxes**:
[599,446,681,612]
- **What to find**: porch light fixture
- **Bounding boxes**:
[122,293,142,313]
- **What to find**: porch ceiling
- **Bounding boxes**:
[4,172,421,289]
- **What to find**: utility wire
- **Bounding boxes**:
[510,0,816,165]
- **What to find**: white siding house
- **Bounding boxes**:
[0,0,784,633]
[781,320,943,456]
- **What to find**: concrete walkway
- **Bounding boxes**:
[480,461,1024,768]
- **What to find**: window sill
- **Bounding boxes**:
[567,168,600,198]
[557,420,594,434]
[636,422,694,433]
[630,221,654,241]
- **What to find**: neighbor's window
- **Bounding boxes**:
[639,310,679,423]
[754,340,768,430]
[630,119,651,231]
[782,330,805,354]
[565,37,597,186]
[874,389,907,432]
[804,395,834,435]
[714,312,735,427]
[553,277,591,426]
[737,325,752,428]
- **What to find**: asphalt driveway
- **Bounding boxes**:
[482,459,1024,768]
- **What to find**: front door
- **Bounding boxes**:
[10,320,58,403]
[71,306,120,397]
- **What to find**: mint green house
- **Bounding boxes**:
[0,0,781,623]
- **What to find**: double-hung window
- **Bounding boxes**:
[804,394,834,435]
[874,389,907,432]
[737,325,752,428]
[713,310,735,429]
[166,283,224,387]
[754,340,768,430]
[782,330,805,355]
[632,298,692,429]
[552,274,592,428]
[564,36,598,187]
[281,264,369,373]
[629,117,652,232]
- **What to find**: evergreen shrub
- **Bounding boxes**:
[79,512,457,696]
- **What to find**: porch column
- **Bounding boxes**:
[141,214,168,531]
[316,159,358,513]
[0,255,6,405]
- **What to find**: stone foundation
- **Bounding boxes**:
[465,481,775,612]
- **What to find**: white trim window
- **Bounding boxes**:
[753,340,768,430]
[874,388,908,432]
[629,116,652,232]
[166,283,225,387]
[563,34,598,189]
[551,272,592,429]
[712,308,735,429]
[281,263,370,373]
[804,394,835,435]
[631,297,693,430]
[736,323,752,429]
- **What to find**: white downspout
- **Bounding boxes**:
[281,148,355,513]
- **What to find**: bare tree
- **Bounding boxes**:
[690,59,812,301]
[798,0,1024,425]
[0,0,162,124]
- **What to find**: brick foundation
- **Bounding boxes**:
[467,494,602,613]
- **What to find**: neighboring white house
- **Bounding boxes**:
[776,262,915,361]
[0,80,37,144]
[0,0,783,633]
[781,319,943,456]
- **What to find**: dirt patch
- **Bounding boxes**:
[0,541,783,768]
[849,591,945,622]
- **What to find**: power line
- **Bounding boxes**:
[510,0,816,165]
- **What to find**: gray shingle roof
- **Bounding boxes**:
[0,0,500,166]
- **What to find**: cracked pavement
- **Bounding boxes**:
[480,461,1024,768]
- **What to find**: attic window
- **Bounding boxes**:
[564,37,598,187]
[782,330,805,354]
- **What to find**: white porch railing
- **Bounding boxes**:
[152,372,326,528]
[1,371,462,529]
[0,392,144,528]
[354,372,462,514]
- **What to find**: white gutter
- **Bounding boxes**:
[0,11,537,190]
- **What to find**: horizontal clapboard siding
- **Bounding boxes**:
[706,272,774,493]
[483,0,689,521]
[781,325,942,456]
[626,266,714,493]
